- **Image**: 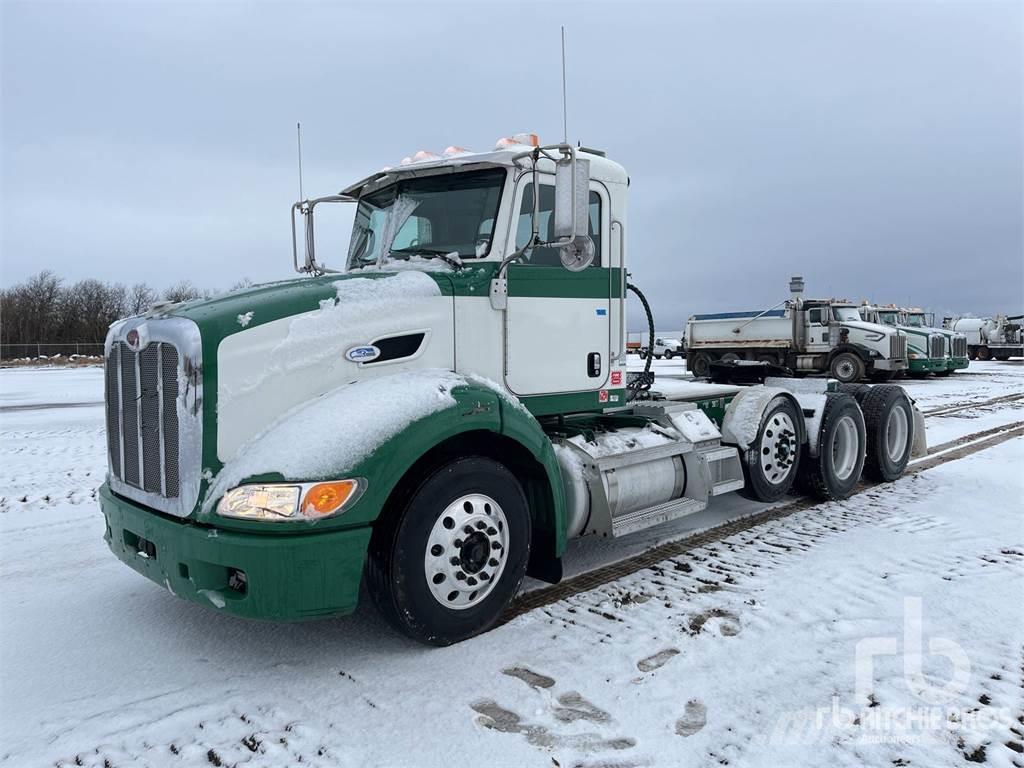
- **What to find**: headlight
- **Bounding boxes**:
[217,479,365,521]
[908,352,921,359]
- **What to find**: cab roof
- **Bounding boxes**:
[340,145,628,199]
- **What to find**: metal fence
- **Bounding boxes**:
[1,342,105,360]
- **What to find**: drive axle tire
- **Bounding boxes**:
[795,393,866,501]
[690,352,714,378]
[859,385,913,482]
[738,396,803,502]
[830,352,865,384]
[836,383,870,404]
[977,346,991,361]
[366,457,530,646]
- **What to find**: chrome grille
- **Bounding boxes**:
[952,335,967,358]
[105,341,180,498]
[890,334,906,360]
[930,334,945,359]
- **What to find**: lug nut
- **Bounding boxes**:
[455,572,466,581]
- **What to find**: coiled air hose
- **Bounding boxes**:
[626,281,656,401]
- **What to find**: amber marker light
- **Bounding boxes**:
[301,480,361,517]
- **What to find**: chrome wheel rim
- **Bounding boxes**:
[425,494,509,610]
[759,411,798,484]
[885,406,909,463]
[834,358,856,381]
[831,415,859,481]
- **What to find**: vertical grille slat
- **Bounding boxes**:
[105,339,183,500]
[140,346,162,493]
[105,344,122,479]
[120,346,140,486]
[162,345,180,498]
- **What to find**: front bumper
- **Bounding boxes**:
[907,358,946,374]
[948,356,970,371]
[100,483,371,621]
[873,358,907,371]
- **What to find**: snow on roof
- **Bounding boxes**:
[341,146,627,198]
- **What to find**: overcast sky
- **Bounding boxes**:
[2,1,1021,331]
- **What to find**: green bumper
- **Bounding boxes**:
[100,483,372,621]
[948,356,969,371]
[908,358,946,374]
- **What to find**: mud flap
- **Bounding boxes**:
[911,405,928,458]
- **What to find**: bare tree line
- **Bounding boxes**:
[1,271,252,350]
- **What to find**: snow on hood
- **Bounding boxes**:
[205,369,466,513]
[840,319,896,336]
[221,271,443,406]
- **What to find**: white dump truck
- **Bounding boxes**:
[686,279,907,383]
[947,315,1023,361]
[99,137,925,645]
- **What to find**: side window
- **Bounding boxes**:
[515,184,602,267]
[808,308,824,325]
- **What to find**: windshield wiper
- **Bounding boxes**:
[387,247,464,271]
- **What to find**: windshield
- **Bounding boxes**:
[832,307,861,322]
[878,311,899,325]
[347,168,505,270]
[904,313,925,327]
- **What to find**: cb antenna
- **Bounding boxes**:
[560,26,568,144]
[296,121,305,202]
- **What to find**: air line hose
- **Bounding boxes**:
[626,281,656,401]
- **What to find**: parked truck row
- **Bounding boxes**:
[99,136,927,645]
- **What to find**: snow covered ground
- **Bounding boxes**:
[1,361,1022,768]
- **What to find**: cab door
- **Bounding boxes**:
[504,180,611,397]
[804,305,832,353]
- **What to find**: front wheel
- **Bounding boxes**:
[796,392,866,501]
[830,352,865,383]
[663,350,673,360]
[366,457,531,646]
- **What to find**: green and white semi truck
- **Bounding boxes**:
[860,305,969,377]
[100,137,926,645]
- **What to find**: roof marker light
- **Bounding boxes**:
[494,133,540,150]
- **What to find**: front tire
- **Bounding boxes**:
[795,393,866,501]
[860,385,913,482]
[366,457,531,646]
[830,352,865,383]
[663,350,674,360]
[738,396,802,502]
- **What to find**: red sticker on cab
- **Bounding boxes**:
[598,389,609,403]
[611,370,622,386]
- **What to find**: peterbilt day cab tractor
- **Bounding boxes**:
[947,315,1024,361]
[685,280,907,384]
[99,137,926,645]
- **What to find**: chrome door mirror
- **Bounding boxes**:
[553,154,590,241]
